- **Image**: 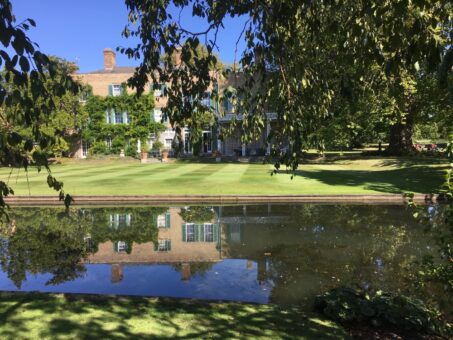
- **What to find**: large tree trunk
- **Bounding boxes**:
[386,100,416,155]
[386,122,414,155]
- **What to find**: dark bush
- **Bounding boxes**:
[314,287,451,337]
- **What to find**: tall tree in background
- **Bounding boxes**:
[122,0,452,168]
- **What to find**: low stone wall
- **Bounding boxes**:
[4,194,437,206]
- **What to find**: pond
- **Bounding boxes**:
[0,203,451,317]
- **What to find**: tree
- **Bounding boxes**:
[0,0,79,215]
[3,57,88,158]
[0,206,166,287]
[122,0,452,168]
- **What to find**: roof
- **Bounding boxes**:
[81,66,137,74]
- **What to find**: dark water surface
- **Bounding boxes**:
[0,204,450,313]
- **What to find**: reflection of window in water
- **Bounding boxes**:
[115,241,127,253]
[229,224,241,243]
[84,235,93,252]
[157,239,171,251]
[157,214,166,227]
[109,214,132,228]
[118,214,127,225]
[185,223,195,242]
[157,213,170,228]
[183,223,218,242]
[204,223,213,242]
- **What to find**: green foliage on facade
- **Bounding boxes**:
[82,88,165,157]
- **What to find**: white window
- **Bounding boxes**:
[112,84,122,97]
[157,214,166,228]
[153,109,162,122]
[115,112,123,124]
[79,91,88,103]
[116,241,127,252]
[165,138,173,147]
[185,223,195,242]
[184,130,191,154]
[157,239,171,252]
[202,92,211,108]
[110,214,131,228]
[153,83,165,97]
[204,223,214,242]
[82,141,89,158]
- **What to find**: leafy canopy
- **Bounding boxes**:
[0,0,80,214]
[122,0,452,169]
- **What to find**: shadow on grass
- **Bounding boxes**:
[0,293,349,339]
[284,165,447,194]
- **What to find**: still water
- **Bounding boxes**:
[0,204,450,313]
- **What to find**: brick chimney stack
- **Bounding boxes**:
[104,48,116,70]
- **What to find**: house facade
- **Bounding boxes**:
[75,48,274,159]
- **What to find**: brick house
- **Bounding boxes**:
[75,48,274,158]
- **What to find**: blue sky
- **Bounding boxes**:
[11,0,248,73]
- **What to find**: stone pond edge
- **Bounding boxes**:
[4,193,440,205]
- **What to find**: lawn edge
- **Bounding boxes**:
[4,193,438,205]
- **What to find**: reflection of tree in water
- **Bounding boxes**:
[171,262,215,278]
[179,206,215,223]
[223,205,441,310]
[407,203,453,319]
[0,208,90,288]
[81,207,166,254]
[0,207,166,287]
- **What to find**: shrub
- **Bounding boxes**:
[314,287,451,337]
[89,141,108,155]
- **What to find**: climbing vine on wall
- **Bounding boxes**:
[82,86,165,156]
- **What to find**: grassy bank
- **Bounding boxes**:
[0,157,447,196]
[0,293,349,339]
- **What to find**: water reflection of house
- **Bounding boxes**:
[86,205,294,283]
[88,207,223,282]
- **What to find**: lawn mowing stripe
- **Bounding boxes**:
[68,163,169,182]
[83,163,186,182]
[49,163,144,178]
[172,164,229,179]
[83,163,209,185]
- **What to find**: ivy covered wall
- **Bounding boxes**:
[82,87,165,157]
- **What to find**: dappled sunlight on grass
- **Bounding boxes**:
[0,293,349,339]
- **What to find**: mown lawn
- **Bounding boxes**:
[0,157,447,195]
[0,293,349,339]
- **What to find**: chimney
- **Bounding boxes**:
[104,48,116,70]
[111,264,123,283]
[181,263,191,281]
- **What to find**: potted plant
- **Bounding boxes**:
[213,150,222,162]
[161,147,170,162]
[152,140,163,158]
[140,141,149,163]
